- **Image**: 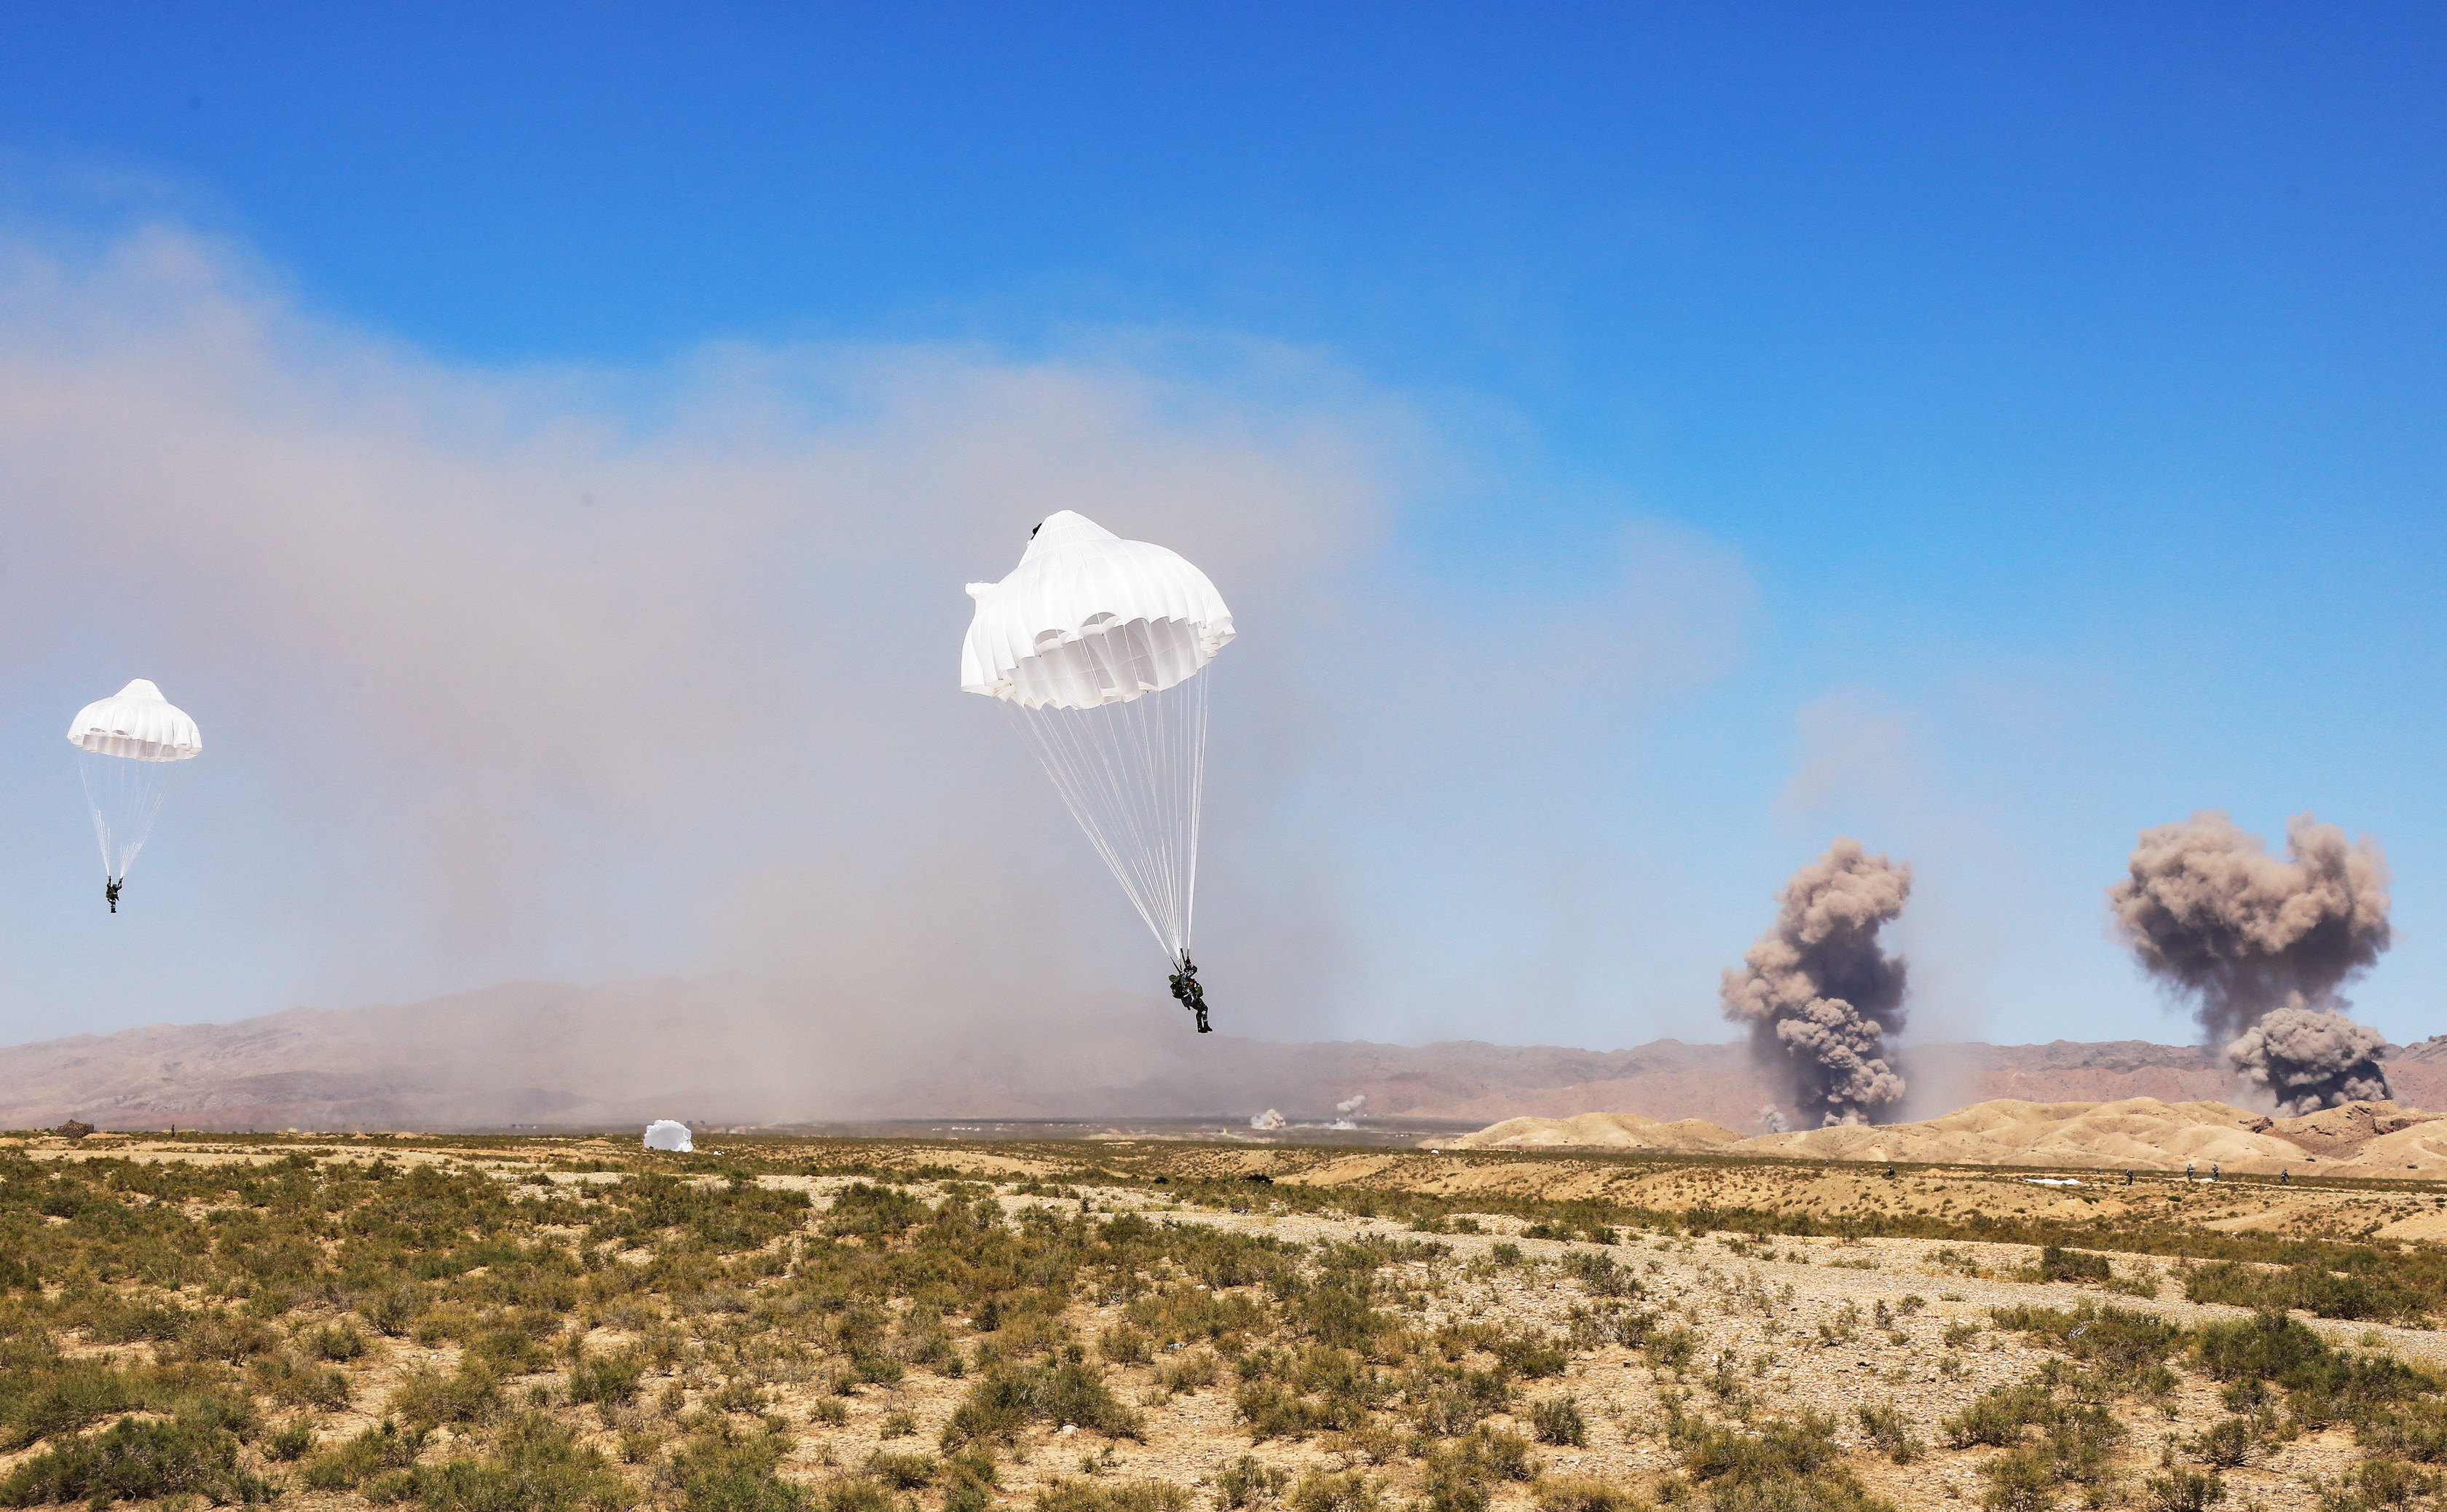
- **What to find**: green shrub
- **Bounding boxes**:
[267,1416,317,1460]
[1676,1411,1840,1484]
[2320,1458,2443,1511]
[1673,1410,1891,1512]
[1644,1328,1698,1371]
[1991,1302,2183,1391]
[391,1358,505,1430]
[1856,1401,1924,1464]
[1034,1478,1194,1512]
[1100,1325,1154,1364]
[308,1319,373,1360]
[2360,1398,2447,1464]
[1533,1477,1644,1512]
[2187,1262,2426,1324]
[570,1350,648,1407]
[301,1419,427,1491]
[942,1360,1141,1447]
[1562,1253,1644,1299]
[823,1183,930,1242]
[1979,1447,2053,1512]
[2141,1468,2225,1512]
[2193,1309,2427,1429]
[0,1357,155,1449]
[1158,1350,1221,1394]
[0,1411,267,1508]
[1422,1442,1492,1512]
[1216,1454,1293,1508]
[2036,1247,2111,1284]
[364,1285,422,1336]
[1288,1468,1382,1512]
[1532,1395,1588,1447]
[250,1347,355,1407]
[938,1450,998,1512]
[1498,1332,1570,1380]
[407,1411,635,1511]
[864,1450,938,1489]
[669,1423,809,1512]
[816,1481,891,1512]
[171,1308,279,1363]
[2190,1417,2253,1468]
[1943,1383,2053,1449]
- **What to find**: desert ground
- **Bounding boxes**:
[7,1119,2447,1511]
[1458,1096,2447,1181]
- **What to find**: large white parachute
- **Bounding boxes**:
[643,1120,694,1153]
[66,679,202,909]
[961,511,1234,1027]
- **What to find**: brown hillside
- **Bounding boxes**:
[0,977,2433,1131]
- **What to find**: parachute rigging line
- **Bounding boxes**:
[1004,665,1210,967]
[78,749,183,893]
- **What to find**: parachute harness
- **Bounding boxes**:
[1168,953,1211,1034]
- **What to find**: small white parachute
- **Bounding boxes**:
[643,1120,694,1153]
[67,679,202,910]
[961,511,1234,1031]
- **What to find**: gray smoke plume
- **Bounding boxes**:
[2228,1007,2391,1114]
[1754,1103,1789,1135]
[1720,838,1912,1127]
[2108,812,2394,1114]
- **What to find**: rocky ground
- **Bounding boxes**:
[7,1129,2447,1509]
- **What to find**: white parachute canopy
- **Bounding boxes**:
[66,679,202,886]
[961,511,1234,972]
[643,1120,694,1152]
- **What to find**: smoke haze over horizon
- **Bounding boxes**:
[0,224,1785,1079]
[0,13,2443,1082]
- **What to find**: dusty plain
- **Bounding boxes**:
[8,1124,2447,1511]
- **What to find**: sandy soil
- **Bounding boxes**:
[12,1129,2447,1510]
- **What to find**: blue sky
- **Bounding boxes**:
[0,4,2440,1060]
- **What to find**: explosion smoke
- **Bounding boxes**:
[2108,811,2394,1114]
[2229,1008,2391,1113]
[1755,1103,1789,1135]
[1336,1094,1367,1117]
[1720,838,1912,1127]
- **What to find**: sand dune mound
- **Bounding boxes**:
[1456,1111,1740,1152]
[1463,1097,2447,1176]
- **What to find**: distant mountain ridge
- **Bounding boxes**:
[1,980,2437,1131]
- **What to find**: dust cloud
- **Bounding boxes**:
[1720,838,1914,1127]
[2108,811,2394,1114]
[0,224,1401,1077]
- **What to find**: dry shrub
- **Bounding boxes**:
[1534,1477,1646,1512]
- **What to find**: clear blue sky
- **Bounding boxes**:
[0,3,2439,1058]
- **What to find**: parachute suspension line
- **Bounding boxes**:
[76,749,181,886]
[1006,668,1211,962]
